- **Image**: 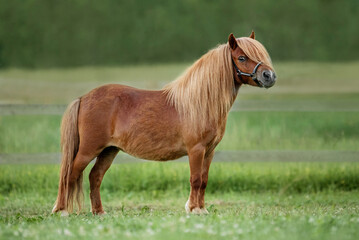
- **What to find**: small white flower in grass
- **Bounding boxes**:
[22,230,30,238]
[194,223,204,229]
[179,217,186,223]
[308,217,315,223]
[220,231,230,237]
[79,226,86,236]
[237,229,243,234]
[97,224,104,231]
[64,229,72,236]
[124,231,132,237]
[207,228,216,235]
[146,228,155,235]
[233,223,239,228]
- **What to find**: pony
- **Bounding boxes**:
[52,32,276,216]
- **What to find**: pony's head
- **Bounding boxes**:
[228,32,276,88]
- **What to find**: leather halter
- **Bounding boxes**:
[232,58,262,87]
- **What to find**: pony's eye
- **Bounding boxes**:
[238,56,247,62]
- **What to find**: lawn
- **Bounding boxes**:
[1,192,358,240]
[1,163,359,240]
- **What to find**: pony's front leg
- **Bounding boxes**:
[198,151,214,214]
[185,145,205,214]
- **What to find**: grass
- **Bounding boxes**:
[0,115,60,153]
[0,163,359,240]
[1,192,359,240]
[220,111,359,151]
[1,162,359,196]
[1,111,358,153]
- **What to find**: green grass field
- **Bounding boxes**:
[0,62,358,239]
[2,190,358,240]
[1,163,359,240]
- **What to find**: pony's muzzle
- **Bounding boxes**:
[260,70,276,88]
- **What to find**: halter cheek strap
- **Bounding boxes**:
[232,58,262,86]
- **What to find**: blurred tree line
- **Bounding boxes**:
[0,0,358,68]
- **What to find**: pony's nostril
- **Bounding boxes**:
[262,71,271,80]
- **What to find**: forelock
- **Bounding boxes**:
[237,37,273,69]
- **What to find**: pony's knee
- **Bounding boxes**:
[190,175,202,189]
[200,180,207,190]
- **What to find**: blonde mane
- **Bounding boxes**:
[163,37,272,132]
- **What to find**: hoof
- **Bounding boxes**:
[60,210,69,217]
[191,207,202,215]
[93,211,107,216]
[185,200,207,215]
[200,208,209,214]
[185,200,190,213]
[51,205,57,214]
[52,205,69,217]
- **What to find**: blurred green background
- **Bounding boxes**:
[1,1,359,239]
[0,0,358,68]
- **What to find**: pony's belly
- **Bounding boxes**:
[112,133,187,161]
[119,140,187,161]
[123,148,187,161]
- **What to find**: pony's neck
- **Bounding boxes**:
[163,44,236,131]
[232,82,241,103]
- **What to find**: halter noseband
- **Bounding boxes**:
[232,58,262,86]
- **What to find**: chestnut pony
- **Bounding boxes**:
[52,32,276,216]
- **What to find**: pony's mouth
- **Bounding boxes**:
[257,70,276,88]
[254,78,264,88]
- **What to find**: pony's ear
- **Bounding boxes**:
[228,33,238,50]
[249,30,255,39]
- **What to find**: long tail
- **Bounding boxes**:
[52,98,81,213]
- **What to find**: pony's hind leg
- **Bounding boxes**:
[53,151,95,215]
[65,150,97,214]
[89,146,119,215]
